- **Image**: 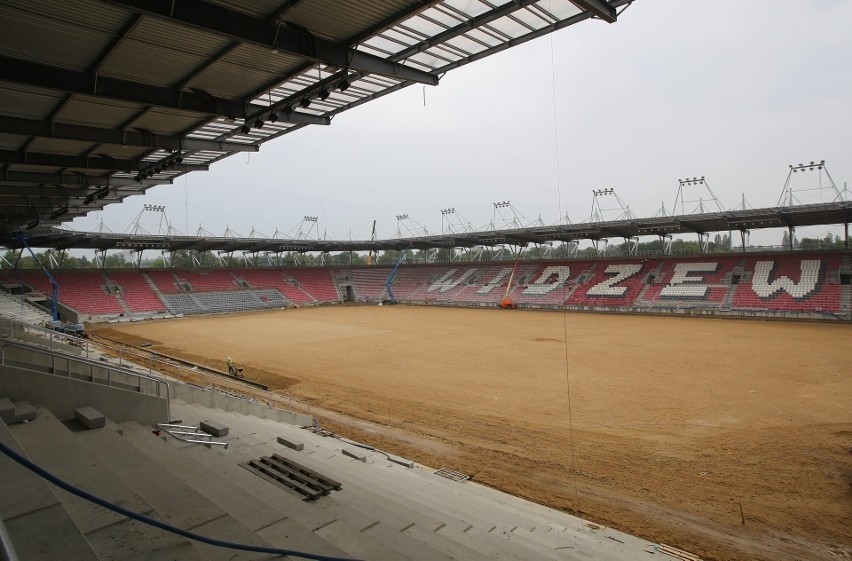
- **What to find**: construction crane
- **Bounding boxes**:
[499,244,526,309]
[384,248,409,304]
[14,232,59,321]
[367,220,377,265]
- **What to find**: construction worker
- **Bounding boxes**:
[227,356,236,375]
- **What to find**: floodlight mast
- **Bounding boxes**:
[589,188,635,222]
[778,160,841,206]
[673,176,725,215]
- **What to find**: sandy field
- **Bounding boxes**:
[90,306,852,561]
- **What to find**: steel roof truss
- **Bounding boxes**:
[104,0,439,86]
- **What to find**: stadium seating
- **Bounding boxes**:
[106,270,167,313]
[18,270,124,316]
[0,251,846,320]
[732,254,843,313]
[236,268,315,304]
[286,268,340,303]
[145,270,184,294]
[176,269,241,292]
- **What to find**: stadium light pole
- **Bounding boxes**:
[441,208,454,235]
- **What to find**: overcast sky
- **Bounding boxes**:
[68,0,852,247]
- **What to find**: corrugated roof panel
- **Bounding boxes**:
[94,146,151,161]
[0,4,117,71]
[487,14,538,38]
[10,0,131,31]
[99,39,207,88]
[221,44,305,75]
[205,0,284,19]
[0,134,30,151]
[511,7,550,29]
[132,110,204,136]
[443,0,495,19]
[55,98,144,129]
[464,28,505,49]
[0,83,65,120]
[188,62,290,100]
[536,0,582,20]
[287,0,421,43]
[27,138,96,155]
[130,17,235,57]
[444,34,491,55]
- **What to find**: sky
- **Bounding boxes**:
[68,0,852,248]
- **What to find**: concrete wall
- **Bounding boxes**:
[171,382,312,427]
[0,365,168,425]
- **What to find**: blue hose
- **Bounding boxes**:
[0,441,361,561]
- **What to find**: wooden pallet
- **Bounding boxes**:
[240,453,342,501]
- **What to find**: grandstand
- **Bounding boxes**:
[6,251,846,322]
[1,1,850,560]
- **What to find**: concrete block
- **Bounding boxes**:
[387,454,415,469]
[199,420,229,437]
[74,406,106,429]
[342,448,367,462]
[0,396,13,422]
[0,397,36,424]
[277,435,304,451]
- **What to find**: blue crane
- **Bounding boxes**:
[384,248,409,304]
[13,232,60,321]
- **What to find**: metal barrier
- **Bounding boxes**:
[0,338,170,421]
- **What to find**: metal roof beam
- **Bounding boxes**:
[0,115,259,153]
[0,56,330,125]
[0,171,166,187]
[571,0,618,23]
[104,0,439,86]
[0,150,207,173]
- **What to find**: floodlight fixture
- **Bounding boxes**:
[304,215,318,222]
[441,208,455,215]
[493,201,511,208]
[95,187,110,200]
[282,105,294,116]
[396,214,408,220]
[83,193,95,205]
[318,87,330,101]
[300,97,311,108]
[268,111,278,123]
[240,124,251,134]
[254,118,264,129]
[338,78,351,92]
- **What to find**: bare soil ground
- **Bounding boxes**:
[89,306,852,561]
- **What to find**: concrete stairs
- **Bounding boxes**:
[168,399,655,561]
[0,289,52,324]
[0,394,656,561]
[0,416,101,561]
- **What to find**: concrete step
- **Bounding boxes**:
[173,402,556,561]
[164,406,480,561]
[7,406,204,561]
[151,429,457,561]
[118,421,362,560]
[0,418,101,561]
[72,418,283,561]
[174,400,653,561]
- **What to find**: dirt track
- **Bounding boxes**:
[90,306,852,561]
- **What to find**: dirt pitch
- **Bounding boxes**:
[90,306,852,561]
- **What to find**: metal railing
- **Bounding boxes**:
[0,338,170,421]
[157,423,228,449]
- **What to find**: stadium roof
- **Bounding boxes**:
[0,0,631,237]
[17,201,852,253]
